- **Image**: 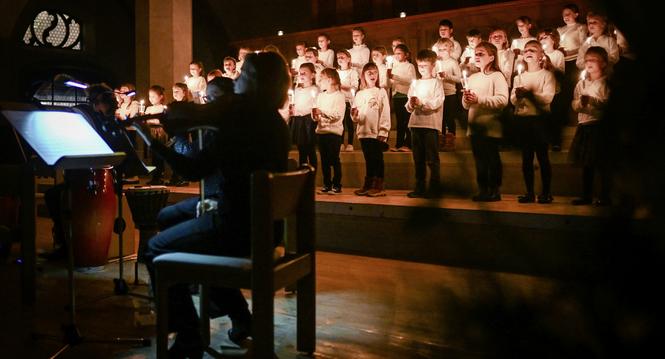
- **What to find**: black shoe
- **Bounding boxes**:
[228,316,252,346]
[166,179,190,187]
[317,186,331,194]
[484,188,501,202]
[571,197,592,205]
[595,198,611,206]
[407,190,426,198]
[38,245,67,261]
[537,194,553,204]
[169,332,204,359]
[147,178,165,186]
[472,192,487,201]
[331,186,342,194]
[552,145,561,152]
[518,193,535,203]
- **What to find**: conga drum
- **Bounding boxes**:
[65,168,116,269]
[124,186,169,263]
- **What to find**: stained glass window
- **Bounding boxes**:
[23,11,81,50]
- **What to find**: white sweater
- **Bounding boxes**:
[436,58,461,96]
[510,68,556,116]
[497,49,516,87]
[390,60,416,95]
[376,62,389,90]
[338,68,359,103]
[352,87,391,139]
[462,71,509,138]
[348,44,370,73]
[576,35,619,69]
[318,49,335,68]
[314,90,346,135]
[186,76,207,104]
[406,78,445,132]
[571,76,609,125]
[545,49,565,74]
[557,23,587,61]
[293,85,319,116]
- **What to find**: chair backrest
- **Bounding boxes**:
[250,166,315,273]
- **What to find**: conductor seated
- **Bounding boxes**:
[133,52,291,357]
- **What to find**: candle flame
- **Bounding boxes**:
[310,89,317,98]
[580,69,587,81]
[517,63,524,74]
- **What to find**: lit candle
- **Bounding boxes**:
[511,39,518,49]
[386,55,394,69]
[288,89,294,105]
[431,45,437,53]
[517,63,524,85]
[139,99,145,114]
[351,88,356,98]
[436,60,443,74]
[310,89,317,100]
[580,69,587,89]
[586,36,592,45]
[560,33,566,45]
[462,70,468,89]
[291,59,297,69]
[399,12,406,18]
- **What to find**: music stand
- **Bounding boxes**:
[2,107,151,357]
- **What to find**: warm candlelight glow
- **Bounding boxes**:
[399,12,406,18]
[431,45,437,53]
[580,69,587,89]
[310,89,317,99]
[184,75,189,82]
[351,88,356,98]
[386,56,394,69]
[277,30,284,36]
[462,70,468,89]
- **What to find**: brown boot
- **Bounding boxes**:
[367,177,386,197]
[354,176,373,196]
[442,133,456,152]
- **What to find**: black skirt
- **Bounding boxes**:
[569,121,606,166]
[289,115,317,147]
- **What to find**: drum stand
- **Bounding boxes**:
[35,175,150,358]
[112,168,151,300]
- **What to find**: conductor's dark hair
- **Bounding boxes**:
[240,51,291,110]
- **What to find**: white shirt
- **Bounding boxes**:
[576,35,620,69]
[436,58,461,96]
[348,44,370,74]
[376,62,389,90]
[510,37,537,52]
[406,78,445,132]
[510,68,556,116]
[293,85,319,116]
[462,71,509,138]
[545,49,565,74]
[314,90,346,135]
[572,76,609,125]
[337,68,359,103]
[352,87,391,139]
[390,60,416,96]
[318,49,335,68]
[557,23,587,61]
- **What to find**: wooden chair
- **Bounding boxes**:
[154,166,316,358]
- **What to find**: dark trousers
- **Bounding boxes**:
[297,144,317,169]
[582,165,611,200]
[470,135,502,190]
[516,115,552,195]
[393,95,411,148]
[360,138,385,178]
[144,210,249,334]
[342,102,354,146]
[318,133,342,187]
[411,128,440,190]
[442,94,458,135]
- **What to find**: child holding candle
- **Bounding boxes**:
[304,47,325,85]
[144,85,169,185]
[390,44,417,152]
[290,63,320,169]
[434,38,462,151]
[317,33,335,68]
[575,12,620,70]
[569,46,611,206]
[314,68,346,194]
[185,61,207,104]
[351,63,391,197]
[348,27,370,76]
[460,29,483,73]
[336,50,359,151]
[436,19,462,61]
[510,41,557,204]
[489,28,516,87]
[371,46,390,91]
[405,49,445,198]
[538,28,567,151]
[510,16,537,58]
[462,42,509,202]
[222,56,240,80]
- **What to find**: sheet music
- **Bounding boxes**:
[2,110,113,166]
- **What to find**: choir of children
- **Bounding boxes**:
[117,3,621,206]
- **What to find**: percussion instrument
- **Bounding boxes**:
[65,167,116,268]
[124,186,169,262]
